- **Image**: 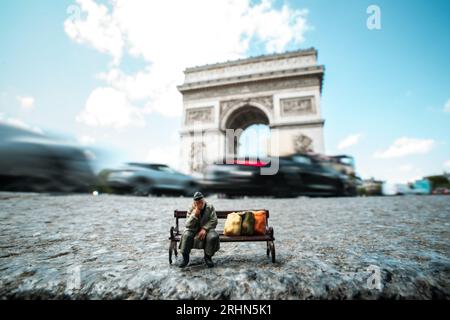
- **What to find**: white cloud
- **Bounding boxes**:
[96,68,152,102]
[76,87,145,128]
[65,0,311,120]
[64,0,124,65]
[96,67,182,117]
[444,160,450,168]
[337,133,362,150]
[16,95,35,109]
[374,137,435,159]
[444,99,450,113]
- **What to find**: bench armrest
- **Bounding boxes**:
[169,226,176,240]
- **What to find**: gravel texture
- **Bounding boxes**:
[0,192,449,299]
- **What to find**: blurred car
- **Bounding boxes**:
[311,153,359,196]
[201,154,351,198]
[281,154,355,196]
[104,162,199,196]
[432,187,449,195]
[201,158,302,198]
[0,123,96,193]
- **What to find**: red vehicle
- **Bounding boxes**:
[432,187,449,195]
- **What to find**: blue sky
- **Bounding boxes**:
[0,0,449,182]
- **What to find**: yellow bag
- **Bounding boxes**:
[223,212,242,236]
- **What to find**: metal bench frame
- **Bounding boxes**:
[169,209,275,264]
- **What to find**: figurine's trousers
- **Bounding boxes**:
[179,229,220,257]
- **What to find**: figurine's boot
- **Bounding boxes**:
[178,253,190,268]
[204,254,214,268]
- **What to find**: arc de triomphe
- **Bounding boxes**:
[177,48,325,175]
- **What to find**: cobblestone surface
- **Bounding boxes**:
[0,192,449,299]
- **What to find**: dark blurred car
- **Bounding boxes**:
[0,123,96,193]
[307,153,359,196]
[432,187,449,195]
[201,158,302,198]
[201,154,351,198]
[104,162,199,196]
[285,153,359,196]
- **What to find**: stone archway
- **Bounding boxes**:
[178,48,326,174]
[221,104,270,157]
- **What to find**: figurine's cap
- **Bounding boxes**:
[193,191,204,200]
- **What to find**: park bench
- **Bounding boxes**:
[169,209,275,264]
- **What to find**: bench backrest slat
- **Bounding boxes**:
[174,209,269,219]
[173,209,269,233]
[173,209,270,234]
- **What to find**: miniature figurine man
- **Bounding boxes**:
[178,192,219,268]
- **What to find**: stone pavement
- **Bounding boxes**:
[0,192,448,299]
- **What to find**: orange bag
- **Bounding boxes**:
[252,210,267,235]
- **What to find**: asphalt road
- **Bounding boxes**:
[0,192,449,299]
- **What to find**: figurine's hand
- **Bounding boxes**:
[197,228,207,240]
[193,204,201,217]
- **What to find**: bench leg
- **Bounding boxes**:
[271,241,276,263]
[267,241,276,263]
